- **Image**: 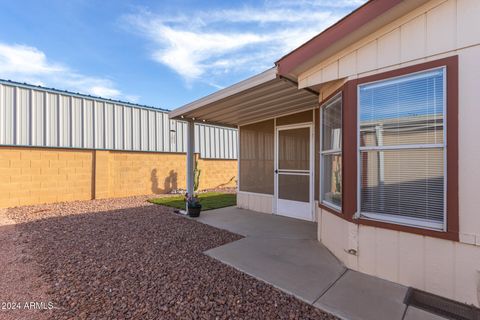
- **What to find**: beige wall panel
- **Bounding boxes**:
[424,237,455,298]
[322,210,480,306]
[374,228,399,283]
[346,223,359,269]
[318,79,346,103]
[458,46,480,238]
[322,61,339,83]
[236,192,248,209]
[377,29,401,68]
[453,242,480,305]
[338,52,357,78]
[237,192,273,214]
[457,0,480,47]
[397,232,426,289]
[400,14,426,62]
[357,225,377,274]
[356,41,377,74]
[320,208,348,263]
[301,69,322,88]
[426,0,457,56]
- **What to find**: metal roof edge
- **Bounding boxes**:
[0,78,170,113]
[169,67,277,119]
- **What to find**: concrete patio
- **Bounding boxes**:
[197,206,446,320]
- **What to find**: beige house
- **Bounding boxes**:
[171,0,480,307]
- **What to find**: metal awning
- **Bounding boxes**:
[169,68,318,127]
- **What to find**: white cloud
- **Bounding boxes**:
[124,0,366,87]
[0,43,136,102]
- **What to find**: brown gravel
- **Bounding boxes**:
[0,209,52,320]
[4,196,337,319]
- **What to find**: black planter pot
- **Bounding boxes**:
[187,207,201,217]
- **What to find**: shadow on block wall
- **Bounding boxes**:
[150,169,178,194]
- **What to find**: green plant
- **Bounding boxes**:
[334,159,341,193]
[186,195,201,209]
[194,158,201,192]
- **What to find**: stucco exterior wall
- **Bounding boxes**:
[0,146,237,208]
[307,0,480,306]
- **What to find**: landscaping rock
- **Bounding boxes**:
[6,196,337,319]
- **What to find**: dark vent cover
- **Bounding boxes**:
[404,288,480,320]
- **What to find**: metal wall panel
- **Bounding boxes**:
[114,104,123,150]
[104,102,114,149]
[193,124,238,159]
[1,85,15,145]
[155,112,163,152]
[94,101,104,149]
[83,99,94,149]
[59,95,71,147]
[132,108,140,150]
[0,81,237,159]
[45,93,58,147]
[17,88,30,145]
[71,97,82,148]
[148,110,155,151]
[32,90,46,146]
[163,114,170,152]
[123,106,132,150]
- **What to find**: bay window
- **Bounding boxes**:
[320,93,342,210]
[358,67,446,230]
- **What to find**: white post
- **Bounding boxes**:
[186,119,195,197]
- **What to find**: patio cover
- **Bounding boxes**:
[169,68,318,126]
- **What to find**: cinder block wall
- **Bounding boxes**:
[197,156,237,190]
[0,146,237,208]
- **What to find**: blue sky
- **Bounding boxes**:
[0,0,365,110]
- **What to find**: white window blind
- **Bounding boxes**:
[321,94,342,209]
[358,68,446,230]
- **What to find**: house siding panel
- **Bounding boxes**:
[304,0,480,307]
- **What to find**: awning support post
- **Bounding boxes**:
[186,119,195,197]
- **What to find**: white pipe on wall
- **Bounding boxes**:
[186,120,195,196]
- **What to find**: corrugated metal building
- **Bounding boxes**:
[0,79,237,159]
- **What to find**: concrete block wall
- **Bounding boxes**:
[0,146,237,208]
[197,156,237,190]
[0,147,93,208]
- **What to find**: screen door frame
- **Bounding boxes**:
[274,122,314,221]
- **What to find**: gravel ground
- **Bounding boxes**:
[0,210,52,320]
[4,196,337,319]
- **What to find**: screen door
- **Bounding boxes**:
[275,124,313,221]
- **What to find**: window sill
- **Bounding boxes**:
[318,202,343,217]
[360,212,444,231]
[356,216,459,241]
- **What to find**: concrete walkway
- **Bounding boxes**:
[197,206,446,320]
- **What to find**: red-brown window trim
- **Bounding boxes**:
[318,87,345,218]
[318,55,459,242]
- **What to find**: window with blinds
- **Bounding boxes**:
[358,67,446,230]
[321,93,342,209]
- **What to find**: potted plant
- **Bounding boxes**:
[185,193,202,217]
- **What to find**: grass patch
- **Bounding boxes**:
[149,192,236,211]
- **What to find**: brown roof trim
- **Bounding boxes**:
[276,0,403,76]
